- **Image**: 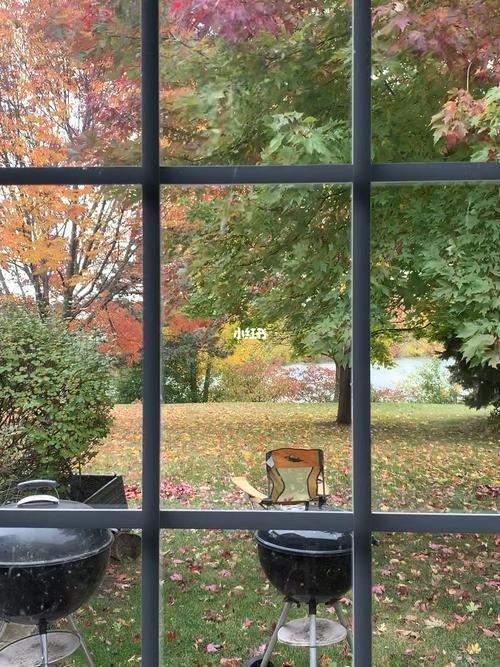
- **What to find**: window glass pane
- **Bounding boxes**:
[373,532,498,666]
[160,2,351,165]
[0,185,143,508]
[371,184,499,513]
[162,529,353,666]
[0,0,141,166]
[0,526,142,665]
[161,185,352,511]
[372,2,499,162]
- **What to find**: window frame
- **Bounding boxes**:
[0,1,498,665]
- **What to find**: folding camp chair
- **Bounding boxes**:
[232,447,329,509]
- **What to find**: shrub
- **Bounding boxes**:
[0,305,113,489]
[443,339,500,413]
[297,365,336,402]
[401,358,462,404]
[371,386,411,403]
[115,362,143,403]
[216,359,280,402]
[372,358,462,404]
[216,361,336,403]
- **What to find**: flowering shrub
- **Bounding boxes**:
[297,365,336,402]
[216,361,336,403]
[371,387,412,403]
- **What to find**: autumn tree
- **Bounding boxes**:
[161,190,231,402]
[159,1,499,421]
[33,1,499,414]
[0,0,142,360]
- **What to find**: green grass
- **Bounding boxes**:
[61,402,498,666]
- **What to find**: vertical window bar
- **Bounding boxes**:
[352,1,372,666]
[141,1,161,665]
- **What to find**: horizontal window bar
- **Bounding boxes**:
[372,162,500,183]
[372,512,500,534]
[0,509,498,532]
[0,167,143,185]
[162,162,500,184]
[0,508,143,529]
[1,162,498,186]
[161,509,354,530]
[160,164,353,184]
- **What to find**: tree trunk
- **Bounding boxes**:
[334,361,340,401]
[202,356,212,403]
[336,365,351,425]
[189,354,199,402]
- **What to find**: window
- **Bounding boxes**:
[0,2,498,666]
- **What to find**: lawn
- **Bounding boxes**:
[65,402,498,666]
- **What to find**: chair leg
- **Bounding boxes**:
[309,601,317,667]
[333,601,353,651]
[0,620,7,642]
[259,600,291,667]
[68,614,95,667]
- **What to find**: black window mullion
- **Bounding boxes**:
[0,3,498,666]
[141,0,161,665]
[352,1,373,666]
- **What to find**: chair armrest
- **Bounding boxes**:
[231,476,267,502]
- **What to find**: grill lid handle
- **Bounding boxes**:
[17,495,60,507]
[16,479,58,490]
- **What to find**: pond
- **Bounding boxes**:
[287,357,450,389]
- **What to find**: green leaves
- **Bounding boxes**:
[0,304,113,487]
[458,324,500,368]
[261,112,349,163]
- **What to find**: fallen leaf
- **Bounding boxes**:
[207,643,220,653]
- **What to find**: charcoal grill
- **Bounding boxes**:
[245,527,353,667]
[0,481,113,667]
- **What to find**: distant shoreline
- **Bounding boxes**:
[285,357,450,390]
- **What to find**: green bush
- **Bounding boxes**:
[443,338,500,413]
[114,362,143,403]
[398,358,462,404]
[0,305,113,489]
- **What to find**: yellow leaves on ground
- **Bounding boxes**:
[90,402,496,514]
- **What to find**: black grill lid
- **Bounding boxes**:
[256,528,352,556]
[0,498,113,567]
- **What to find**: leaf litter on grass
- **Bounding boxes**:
[77,402,499,666]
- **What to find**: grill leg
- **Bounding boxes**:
[260,600,291,667]
[333,601,353,651]
[38,621,49,667]
[68,614,95,667]
[309,601,317,667]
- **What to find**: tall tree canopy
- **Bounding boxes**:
[158,0,499,420]
[0,0,143,360]
[1,0,498,410]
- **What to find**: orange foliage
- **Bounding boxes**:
[0,0,142,359]
[168,312,212,334]
[93,303,143,363]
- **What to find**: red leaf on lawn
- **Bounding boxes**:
[203,583,221,592]
[207,643,220,653]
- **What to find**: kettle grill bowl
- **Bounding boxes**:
[0,548,110,624]
[257,543,352,604]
